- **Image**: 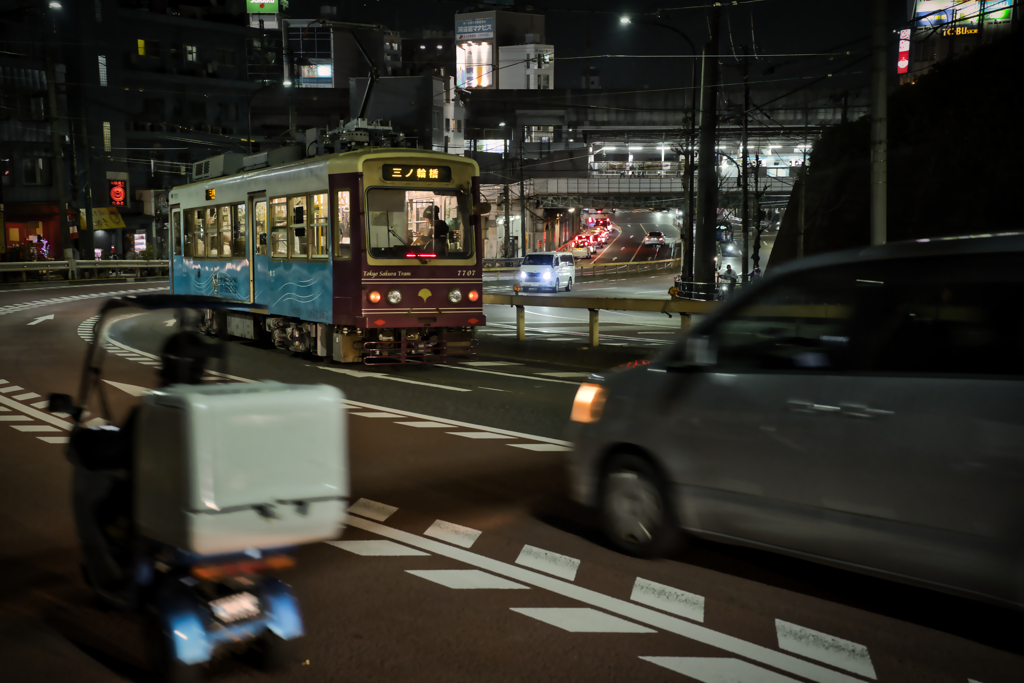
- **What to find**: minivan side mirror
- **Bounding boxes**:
[668,335,716,372]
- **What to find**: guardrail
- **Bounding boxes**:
[485,257,682,278]
[0,260,169,282]
[482,292,718,346]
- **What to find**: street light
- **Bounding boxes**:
[620,16,631,24]
[48,1,62,8]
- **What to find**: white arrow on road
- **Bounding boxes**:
[314,365,471,392]
[28,315,54,326]
[164,319,176,327]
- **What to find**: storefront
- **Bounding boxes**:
[2,203,72,260]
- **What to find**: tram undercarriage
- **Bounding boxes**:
[199,310,476,365]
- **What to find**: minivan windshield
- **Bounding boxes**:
[522,254,555,266]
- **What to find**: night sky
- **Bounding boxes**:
[287,0,908,93]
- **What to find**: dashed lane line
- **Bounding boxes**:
[775,620,876,680]
[515,545,581,582]
[512,607,655,634]
[409,569,527,591]
[343,513,865,683]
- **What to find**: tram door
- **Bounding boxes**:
[249,193,268,305]
[170,208,181,292]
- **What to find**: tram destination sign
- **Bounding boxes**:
[383,164,452,182]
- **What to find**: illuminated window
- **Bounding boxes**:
[98,55,107,86]
[310,193,329,258]
[102,121,111,152]
[137,39,145,56]
[185,45,197,62]
[254,199,267,255]
[270,197,288,258]
[335,190,351,259]
[172,210,182,256]
[456,42,492,88]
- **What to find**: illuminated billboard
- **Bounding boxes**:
[247,0,279,13]
[915,0,1014,28]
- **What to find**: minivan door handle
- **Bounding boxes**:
[839,404,895,419]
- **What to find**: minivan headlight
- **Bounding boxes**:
[542,270,552,280]
[570,383,608,424]
[519,270,527,279]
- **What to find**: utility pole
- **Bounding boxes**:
[870,0,887,245]
[519,128,526,257]
[503,184,511,257]
[797,150,807,259]
[740,46,750,284]
[752,151,761,270]
[693,7,721,292]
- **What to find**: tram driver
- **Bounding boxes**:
[432,206,450,257]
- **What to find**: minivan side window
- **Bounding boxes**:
[857,254,1024,376]
[707,266,862,372]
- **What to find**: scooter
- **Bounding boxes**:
[51,295,348,682]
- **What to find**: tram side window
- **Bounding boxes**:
[270,197,288,258]
[233,203,246,257]
[254,200,267,255]
[194,210,207,258]
[172,211,182,256]
[219,206,232,258]
[310,193,328,259]
[205,208,219,257]
[184,210,195,257]
[288,195,308,258]
[335,190,351,260]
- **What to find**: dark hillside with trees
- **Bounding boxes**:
[770,28,1022,269]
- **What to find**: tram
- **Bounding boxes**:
[168,145,486,364]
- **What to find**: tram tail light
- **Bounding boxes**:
[406,253,436,258]
[468,290,479,302]
[368,291,382,303]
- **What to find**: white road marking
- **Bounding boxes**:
[38,436,70,444]
[446,431,514,440]
[0,386,24,393]
[0,395,71,430]
[437,364,580,386]
[394,421,451,429]
[515,545,580,581]
[537,372,592,379]
[408,569,527,590]
[511,607,653,634]
[462,361,523,367]
[349,411,404,418]
[347,498,398,522]
[13,392,40,401]
[317,366,471,392]
[164,319,176,326]
[509,443,572,452]
[326,540,427,557]
[775,620,876,679]
[642,657,801,682]
[0,380,6,385]
[424,520,483,548]
[14,425,60,433]
[630,577,705,623]
[31,401,49,409]
[347,515,864,683]
[27,314,55,325]
[478,387,508,392]
[0,415,31,421]
[102,380,152,397]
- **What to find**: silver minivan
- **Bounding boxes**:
[515,252,575,293]
[567,234,1024,609]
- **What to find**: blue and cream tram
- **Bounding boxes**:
[168,149,485,364]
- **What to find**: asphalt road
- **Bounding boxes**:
[0,279,1021,683]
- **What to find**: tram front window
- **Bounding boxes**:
[365,188,473,261]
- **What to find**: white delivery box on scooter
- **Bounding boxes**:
[134,381,348,556]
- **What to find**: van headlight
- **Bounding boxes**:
[519,270,527,279]
[542,270,552,280]
[570,383,608,424]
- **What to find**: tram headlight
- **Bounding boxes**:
[368,291,381,303]
[387,289,402,304]
[448,289,462,303]
[468,290,479,302]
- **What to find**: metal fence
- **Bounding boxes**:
[0,260,169,282]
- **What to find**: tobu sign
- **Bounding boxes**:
[108,179,127,206]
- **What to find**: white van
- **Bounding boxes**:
[515,252,575,292]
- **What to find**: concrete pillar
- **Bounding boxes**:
[516,305,525,340]
[588,308,599,346]
[680,313,691,332]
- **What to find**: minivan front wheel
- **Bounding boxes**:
[599,453,676,557]
[565,278,572,292]
[553,278,560,293]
